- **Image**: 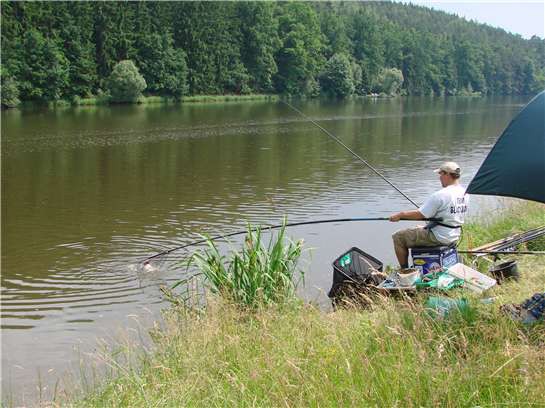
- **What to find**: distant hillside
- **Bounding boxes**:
[1,1,544,106]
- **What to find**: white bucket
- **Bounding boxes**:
[398,268,420,287]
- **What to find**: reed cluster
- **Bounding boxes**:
[187,224,304,308]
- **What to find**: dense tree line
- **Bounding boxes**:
[1,1,544,107]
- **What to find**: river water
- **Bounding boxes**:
[1,96,529,404]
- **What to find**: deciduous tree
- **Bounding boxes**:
[320,53,355,98]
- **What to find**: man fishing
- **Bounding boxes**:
[389,161,469,269]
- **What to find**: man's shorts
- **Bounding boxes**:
[392,226,442,252]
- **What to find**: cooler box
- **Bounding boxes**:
[328,247,383,298]
[410,245,458,275]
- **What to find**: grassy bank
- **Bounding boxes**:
[14,93,483,110]
[136,93,280,105]
[179,94,279,104]
[17,94,280,110]
[461,202,545,253]
[74,203,544,407]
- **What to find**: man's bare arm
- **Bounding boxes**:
[389,210,426,222]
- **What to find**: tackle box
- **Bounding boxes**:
[410,244,458,275]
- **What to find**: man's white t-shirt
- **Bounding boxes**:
[419,184,469,244]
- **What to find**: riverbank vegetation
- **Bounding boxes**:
[187,224,304,308]
[2,2,545,108]
[71,203,545,407]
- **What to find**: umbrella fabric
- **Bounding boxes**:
[467,91,545,203]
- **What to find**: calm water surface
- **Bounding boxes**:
[1,97,529,403]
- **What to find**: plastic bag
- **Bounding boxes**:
[415,271,464,291]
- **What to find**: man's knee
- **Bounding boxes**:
[392,229,408,248]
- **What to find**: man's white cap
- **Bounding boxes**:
[434,161,461,175]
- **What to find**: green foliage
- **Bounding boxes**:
[350,9,385,91]
[275,2,325,95]
[93,2,136,82]
[319,6,350,59]
[136,34,188,99]
[1,70,20,108]
[455,39,486,93]
[222,61,252,95]
[62,25,98,98]
[67,203,545,408]
[1,1,544,103]
[401,31,436,96]
[375,67,404,95]
[521,59,541,95]
[17,29,70,102]
[106,60,146,103]
[81,298,545,406]
[239,2,280,92]
[351,61,365,95]
[173,2,249,95]
[180,94,279,103]
[320,53,355,98]
[187,224,304,308]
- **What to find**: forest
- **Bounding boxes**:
[2,1,544,107]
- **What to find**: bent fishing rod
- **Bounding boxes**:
[281,100,420,208]
[141,216,442,264]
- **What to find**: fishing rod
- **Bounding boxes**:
[458,250,545,255]
[141,216,442,264]
[281,100,420,208]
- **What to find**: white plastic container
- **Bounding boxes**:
[398,269,420,287]
[447,263,497,293]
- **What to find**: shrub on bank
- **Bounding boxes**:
[320,53,356,98]
[106,60,147,104]
[374,68,404,96]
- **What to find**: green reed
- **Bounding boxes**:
[188,223,304,308]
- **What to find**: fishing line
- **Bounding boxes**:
[141,216,442,265]
[281,100,420,208]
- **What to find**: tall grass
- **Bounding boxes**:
[79,292,544,407]
[186,224,304,308]
[460,201,545,250]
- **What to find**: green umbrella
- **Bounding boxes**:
[467,90,545,203]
